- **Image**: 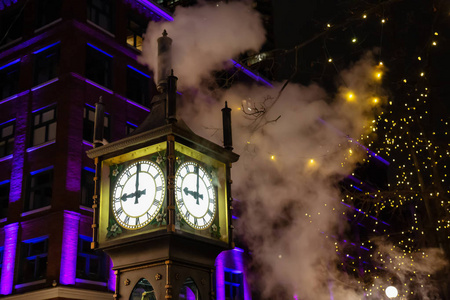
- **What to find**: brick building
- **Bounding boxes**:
[0,0,250,299]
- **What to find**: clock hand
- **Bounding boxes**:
[195,165,200,205]
[183,187,203,201]
[135,163,140,204]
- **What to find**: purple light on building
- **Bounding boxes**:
[9,97,28,202]
[1,222,19,295]
[215,251,225,300]
[215,248,251,300]
[60,211,81,285]
[108,257,116,291]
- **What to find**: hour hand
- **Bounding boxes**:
[183,187,203,203]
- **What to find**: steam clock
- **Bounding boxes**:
[86,33,238,300]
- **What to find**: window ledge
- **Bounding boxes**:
[21,205,51,217]
[0,154,13,162]
[75,278,107,286]
[15,279,46,289]
[31,77,59,92]
[0,37,23,51]
[34,18,63,33]
[85,79,113,94]
[80,205,93,212]
[86,20,115,38]
[26,140,56,153]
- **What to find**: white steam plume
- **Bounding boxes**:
[139,2,444,299]
[139,1,265,88]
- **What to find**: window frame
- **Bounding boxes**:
[0,120,15,158]
[31,106,57,147]
[33,42,60,86]
[25,167,54,212]
[224,269,244,300]
[0,60,20,100]
[0,180,10,219]
[126,66,150,106]
[19,236,49,284]
[81,167,95,208]
[83,104,110,143]
[35,0,62,29]
[76,235,107,282]
[85,44,113,89]
[87,0,115,33]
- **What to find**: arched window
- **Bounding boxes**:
[179,277,199,300]
[130,278,156,300]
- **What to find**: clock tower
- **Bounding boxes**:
[86,32,239,300]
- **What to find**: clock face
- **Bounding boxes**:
[175,161,216,230]
[112,161,165,229]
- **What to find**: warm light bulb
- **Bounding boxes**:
[271,155,275,160]
[352,38,357,43]
[363,14,367,19]
[386,286,398,298]
[346,92,355,101]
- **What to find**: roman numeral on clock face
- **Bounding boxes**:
[124,215,130,224]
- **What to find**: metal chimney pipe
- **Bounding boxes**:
[222,101,233,150]
[166,69,178,123]
[93,97,104,148]
[157,30,172,93]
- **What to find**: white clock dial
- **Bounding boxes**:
[175,161,216,230]
[112,161,165,229]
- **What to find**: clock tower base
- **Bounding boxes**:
[105,234,227,300]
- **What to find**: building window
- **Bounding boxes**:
[25,167,53,212]
[87,0,114,33]
[0,4,23,46]
[19,236,48,283]
[126,122,137,135]
[33,42,60,86]
[77,235,106,281]
[126,66,150,106]
[224,270,244,300]
[36,0,62,28]
[0,121,14,158]
[86,44,113,89]
[0,60,20,99]
[81,168,95,207]
[31,106,57,147]
[0,180,10,219]
[126,14,147,51]
[83,105,109,143]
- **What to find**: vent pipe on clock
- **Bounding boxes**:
[166,69,178,124]
[157,30,172,93]
[222,101,233,150]
[93,97,104,148]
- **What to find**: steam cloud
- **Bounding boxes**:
[139,2,444,299]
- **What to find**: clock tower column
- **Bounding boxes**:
[87,63,238,300]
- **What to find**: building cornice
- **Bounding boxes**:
[1,286,113,300]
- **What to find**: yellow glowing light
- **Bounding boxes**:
[352,38,357,43]
[434,32,439,36]
[237,107,241,110]
[381,19,386,23]
[372,97,379,104]
[420,72,425,77]
[363,14,367,19]
[349,149,353,154]
[328,58,333,62]
[271,155,275,160]
[432,41,437,46]
[327,23,331,28]
[309,159,315,164]
[403,79,407,83]
[379,61,383,66]
[418,57,421,61]
[346,92,355,101]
